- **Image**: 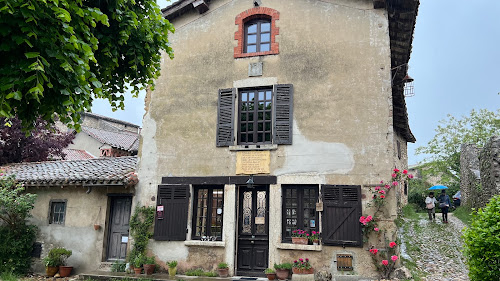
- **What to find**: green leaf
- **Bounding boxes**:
[5,91,22,100]
[24,52,39,59]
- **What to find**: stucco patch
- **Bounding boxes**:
[275,122,354,175]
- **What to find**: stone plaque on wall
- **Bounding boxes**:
[236,151,270,175]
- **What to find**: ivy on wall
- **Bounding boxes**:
[128,206,155,263]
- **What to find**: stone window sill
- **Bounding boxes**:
[229,144,278,151]
[277,243,322,251]
[184,240,225,247]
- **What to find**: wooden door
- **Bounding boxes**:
[237,186,269,276]
[106,196,132,260]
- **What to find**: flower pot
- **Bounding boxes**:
[143,264,155,275]
[46,266,59,277]
[59,266,73,277]
[292,267,314,274]
[168,267,177,277]
[312,239,319,245]
[94,224,100,230]
[291,237,308,245]
[134,267,142,275]
[218,268,229,277]
[266,273,277,280]
[275,269,289,280]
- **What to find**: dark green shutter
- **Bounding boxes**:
[273,84,293,145]
[322,185,362,247]
[216,88,235,147]
[154,184,190,241]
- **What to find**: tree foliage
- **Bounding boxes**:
[463,195,500,280]
[415,109,500,187]
[0,0,174,130]
[0,117,74,165]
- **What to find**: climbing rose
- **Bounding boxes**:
[408,174,414,179]
[391,255,398,261]
[374,227,379,232]
[369,248,378,255]
[389,242,397,248]
[294,260,297,263]
[375,186,380,191]
[392,181,398,186]
[403,170,408,174]
[306,233,309,236]
[382,260,389,266]
[305,258,309,262]
[394,168,399,172]
[380,195,385,199]
[378,190,386,194]
[366,215,372,222]
[299,258,303,262]
[391,173,397,178]
[380,180,384,184]
[359,216,366,223]
[312,231,316,234]
[385,184,391,189]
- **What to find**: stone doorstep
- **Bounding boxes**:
[98,262,113,272]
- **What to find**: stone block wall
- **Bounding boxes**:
[478,136,500,207]
[460,143,480,208]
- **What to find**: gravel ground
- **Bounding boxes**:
[400,212,469,281]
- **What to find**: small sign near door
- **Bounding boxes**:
[121,236,129,243]
[255,217,265,225]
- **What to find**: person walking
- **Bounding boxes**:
[425,192,438,221]
[437,189,451,223]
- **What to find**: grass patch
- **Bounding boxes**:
[185,268,217,277]
[401,257,426,281]
[452,206,473,226]
[402,204,420,220]
[0,272,18,281]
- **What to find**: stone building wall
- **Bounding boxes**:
[478,136,500,207]
[460,143,481,208]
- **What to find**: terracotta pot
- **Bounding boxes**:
[275,269,289,280]
[143,264,155,275]
[218,268,229,277]
[312,239,319,245]
[291,237,308,245]
[46,266,58,277]
[168,267,177,277]
[266,273,277,280]
[134,267,142,275]
[292,267,314,274]
[59,266,73,277]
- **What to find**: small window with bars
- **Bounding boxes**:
[49,200,66,225]
[239,88,273,144]
[192,186,224,240]
[282,185,318,242]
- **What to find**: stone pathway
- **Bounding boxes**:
[400,212,469,281]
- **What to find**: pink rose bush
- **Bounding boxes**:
[358,168,412,279]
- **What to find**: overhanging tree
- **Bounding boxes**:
[0,116,75,165]
[415,109,500,187]
[0,0,174,130]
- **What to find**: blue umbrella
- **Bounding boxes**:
[429,185,448,190]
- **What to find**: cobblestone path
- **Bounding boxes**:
[400,212,469,281]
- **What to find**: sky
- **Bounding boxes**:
[91,0,500,165]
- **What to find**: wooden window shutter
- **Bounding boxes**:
[216,88,236,147]
[321,185,362,247]
[154,184,190,241]
[273,84,293,145]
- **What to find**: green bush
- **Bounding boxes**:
[463,195,500,280]
[111,260,126,272]
[0,225,37,274]
[185,268,216,277]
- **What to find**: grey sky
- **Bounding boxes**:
[91,0,500,165]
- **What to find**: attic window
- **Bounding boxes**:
[234,7,280,58]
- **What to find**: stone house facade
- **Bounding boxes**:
[135,0,418,278]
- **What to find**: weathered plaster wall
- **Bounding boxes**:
[28,186,134,273]
[67,133,102,157]
[460,144,481,208]
[136,0,407,278]
[478,136,500,206]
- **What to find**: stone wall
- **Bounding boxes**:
[461,136,500,208]
[478,136,500,207]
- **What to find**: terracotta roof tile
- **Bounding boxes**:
[2,156,137,186]
[82,126,139,152]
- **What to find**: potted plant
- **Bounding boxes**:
[309,231,320,245]
[217,262,229,277]
[167,260,178,277]
[133,254,145,275]
[292,258,313,275]
[274,263,292,280]
[143,256,156,275]
[43,247,73,277]
[291,229,308,245]
[264,268,276,280]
